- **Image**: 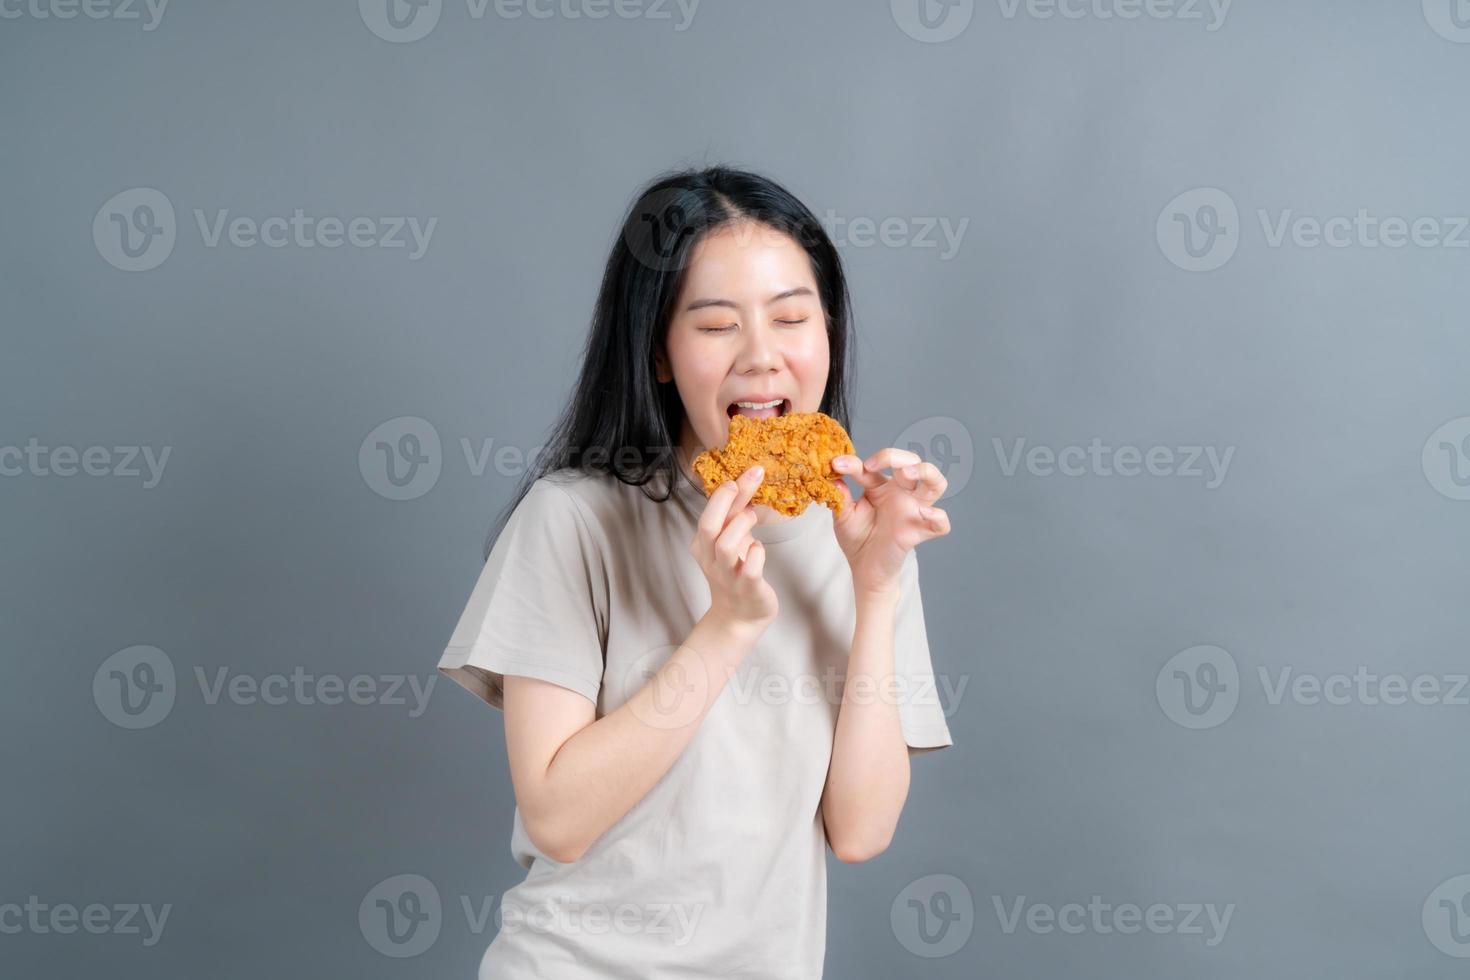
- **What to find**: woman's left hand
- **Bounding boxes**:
[829,448,951,597]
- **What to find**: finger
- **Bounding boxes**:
[729,465,765,517]
[917,503,950,539]
[832,453,885,490]
[715,507,758,559]
[698,478,743,541]
[714,508,758,566]
[894,461,947,504]
[862,447,923,475]
[699,466,764,540]
[829,477,854,518]
[738,539,766,579]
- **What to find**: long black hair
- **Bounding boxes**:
[484,164,857,560]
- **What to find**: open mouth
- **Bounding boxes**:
[727,398,792,420]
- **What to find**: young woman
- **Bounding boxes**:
[438,165,955,979]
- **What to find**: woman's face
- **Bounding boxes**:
[656,220,831,485]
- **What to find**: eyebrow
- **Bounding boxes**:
[682,286,816,313]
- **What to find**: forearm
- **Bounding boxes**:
[821,589,911,861]
[530,612,758,861]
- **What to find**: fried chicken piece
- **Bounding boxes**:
[692,411,855,517]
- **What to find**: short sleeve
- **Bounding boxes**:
[438,479,609,711]
[894,549,955,756]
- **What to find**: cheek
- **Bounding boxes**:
[789,330,829,380]
[668,338,731,410]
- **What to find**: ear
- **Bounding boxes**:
[654,345,672,383]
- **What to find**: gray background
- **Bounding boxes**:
[4,0,1469,976]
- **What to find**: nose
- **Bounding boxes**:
[734,318,780,373]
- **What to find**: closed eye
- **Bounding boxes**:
[698,318,808,334]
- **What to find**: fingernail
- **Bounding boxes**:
[750,466,763,478]
[904,465,918,477]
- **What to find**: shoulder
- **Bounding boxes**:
[532,467,690,540]
[518,469,605,533]
[523,467,677,538]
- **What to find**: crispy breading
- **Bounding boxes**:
[692,411,855,517]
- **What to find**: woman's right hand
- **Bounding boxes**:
[689,465,779,633]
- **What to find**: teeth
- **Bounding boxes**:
[733,399,783,410]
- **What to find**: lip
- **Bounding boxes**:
[726,393,793,405]
[725,394,793,417]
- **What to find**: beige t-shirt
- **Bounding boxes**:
[438,463,954,980]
